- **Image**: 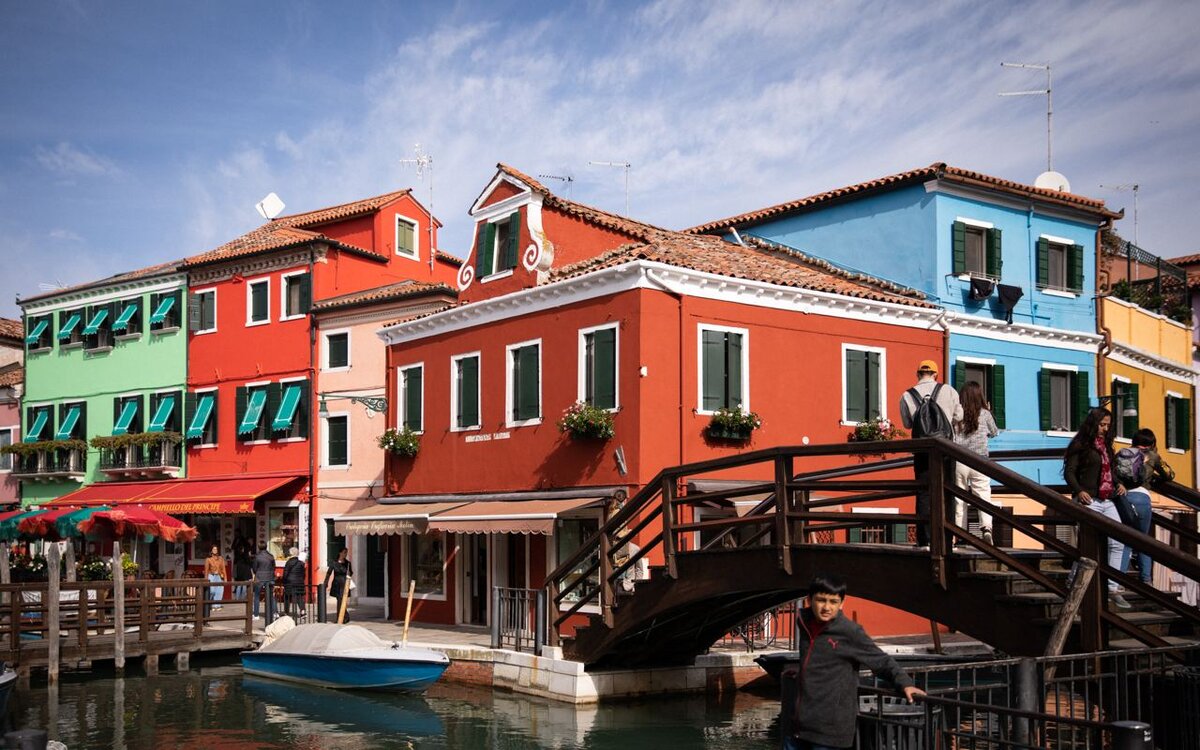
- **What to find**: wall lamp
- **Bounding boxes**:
[1097,394,1138,418]
[318,391,388,417]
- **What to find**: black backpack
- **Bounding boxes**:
[906,384,953,439]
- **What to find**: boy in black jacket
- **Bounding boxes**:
[784,574,925,749]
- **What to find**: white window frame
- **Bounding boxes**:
[695,323,750,416]
[1166,390,1188,453]
[506,338,543,428]
[955,217,994,280]
[279,270,309,322]
[394,214,420,260]
[450,351,482,432]
[1042,363,1079,438]
[0,425,16,473]
[192,287,218,335]
[404,530,448,601]
[322,328,352,372]
[246,276,271,327]
[276,376,309,443]
[321,410,351,470]
[191,386,219,449]
[840,343,888,426]
[1039,233,1078,297]
[577,322,620,412]
[397,362,426,434]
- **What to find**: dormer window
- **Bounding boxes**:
[952,220,1001,279]
[395,216,418,259]
[473,212,521,279]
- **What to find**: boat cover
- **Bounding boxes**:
[257,624,389,655]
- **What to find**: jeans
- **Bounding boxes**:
[207,573,224,603]
[1084,499,1125,592]
[1120,489,1154,583]
[954,463,999,533]
[783,737,847,750]
[252,580,274,619]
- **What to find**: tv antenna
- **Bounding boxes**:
[589,160,631,214]
[37,280,67,292]
[537,173,575,198]
[999,62,1053,171]
[1100,183,1139,246]
[255,192,286,220]
[399,143,436,272]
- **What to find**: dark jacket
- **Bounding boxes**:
[282,557,306,587]
[1063,439,1114,501]
[252,550,276,582]
[790,610,915,748]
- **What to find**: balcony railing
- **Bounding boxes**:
[11,448,87,481]
[98,441,182,476]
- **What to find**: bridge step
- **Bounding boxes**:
[958,569,1068,595]
[1110,635,1200,649]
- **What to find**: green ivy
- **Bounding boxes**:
[90,431,183,450]
[378,427,420,458]
[0,439,88,456]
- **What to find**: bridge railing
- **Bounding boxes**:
[543,440,1200,654]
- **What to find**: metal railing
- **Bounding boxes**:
[491,586,544,653]
[718,600,798,652]
[12,448,86,477]
[98,441,182,472]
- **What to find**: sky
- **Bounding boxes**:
[1,0,1197,319]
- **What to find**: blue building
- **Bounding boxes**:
[690,163,1122,483]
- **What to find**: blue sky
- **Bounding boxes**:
[2,0,1197,318]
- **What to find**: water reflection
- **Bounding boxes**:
[11,657,778,749]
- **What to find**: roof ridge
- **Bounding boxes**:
[740,236,927,300]
[275,188,411,227]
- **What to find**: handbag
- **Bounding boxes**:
[348,577,357,591]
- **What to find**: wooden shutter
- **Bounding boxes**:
[1177,398,1191,451]
[1121,382,1139,438]
[517,346,540,420]
[209,391,219,443]
[951,221,966,275]
[235,386,247,440]
[404,368,422,431]
[328,416,348,465]
[848,526,861,543]
[845,349,866,423]
[1072,371,1091,431]
[475,223,495,277]
[1069,244,1085,292]
[185,392,197,437]
[297,380,311,439]
[1036,238,1050,287]
[986,228,1003,278]
[990,364,1006,429]
[593,328,616,410]
[727,332,743,410]
[890,523,908,544]
[953,361,966,392]
[502,212,520,270]
[701,330,724,412]
[1038,370,1051,431]
[866,351,881,420]
[188,293,201,332]
[299,273,312,314]
[459,357,479,428]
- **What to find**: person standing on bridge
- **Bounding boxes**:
[898,359,961,547]
[783,573,925,750]
[952,381,1000,545]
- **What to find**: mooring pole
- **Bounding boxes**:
[113,541,125,671]
[47,544,61,684]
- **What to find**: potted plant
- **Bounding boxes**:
[378,427,420,458]
[558,402,615,440]
[11,552,49,582]
[78,556,112,582]
[706,407,762,441]
[847,417,906,443]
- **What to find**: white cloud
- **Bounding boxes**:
[34,142,121,178]
[48,228,83,242]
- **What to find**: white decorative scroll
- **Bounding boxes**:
[522,243,540,271]
[457,259,475,291]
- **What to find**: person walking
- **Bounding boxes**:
[203,545,227,615]
[952,382,1001,545]
[282,547,307,620]
[1063,407,1131,609]
[898,359,962,547]
[251,544,276,620]
[1117,428,1174,586]
[324,548,355,624]
[782,573,925,749]
[232,530,253,600]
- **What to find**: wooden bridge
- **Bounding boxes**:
[546,439,1200,670]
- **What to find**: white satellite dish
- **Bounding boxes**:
[1034,171,1071,193]
[255,192,286,220]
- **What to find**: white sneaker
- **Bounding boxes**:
[981,529,994,545]
[1110,593,1132,610]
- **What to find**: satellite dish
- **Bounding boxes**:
[1034,171,1071,193]
[255,192,286,220]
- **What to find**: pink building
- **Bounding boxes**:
[0,318,24,508]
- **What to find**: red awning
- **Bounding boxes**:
[427,498,603,535]
[48,476,304,514]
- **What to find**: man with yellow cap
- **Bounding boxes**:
[899,359,962,547]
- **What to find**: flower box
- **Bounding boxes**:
[558,402,615,441]
[706,425,754,441]
[705,408,761,442]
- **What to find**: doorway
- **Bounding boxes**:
[461,534,489,626]
[503,534,527,590]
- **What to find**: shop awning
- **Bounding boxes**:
[24,318,48,345]
[148,295,175,324]
[185,392,215,440]
[113,399,139,435]
[56,313,81,340]
[427,498,604,535]
[334,502,467,536]
[238,389,268,435]
[47,475,304,514]
[111,301,139,332]
[81,307,109,335]
[271,383,303,431]
[148,394,175,433]
[23,410,49,442]
[54,404,81,441]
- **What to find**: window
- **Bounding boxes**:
[148,391,181,434]
[580,325,617,410]
[399,365,424,432]
[452,353,481,431]
[0,427,14,471]
[324,413,349,467]
[953,360,1007,428]
[189,289,217,334]
[1037,236,1084,293]
[843,345,884,424]
[1166,394,1191,451]
[407,532,446,595]
[324,331,350,370]
[111,298,142,337]
[699,325,748,413]
[1039,367,1088,433]
[236,384,271,442]
[189,516,222,564]
[1110,379,1139,441]
[24,315,53,351]
[395,216,418,259]
[23,405,53,442]
[82,303,114,351]
[282,272,311,320]
[267,506,299,560]
[556,515,600,605]
[112,395,143,436]
[185,390,218,445]
[149,290,182,331]
[271,379,309,440]
[57,308,84,347]
[246,278,270,325]
[507,341,541,425]
[952,220,1002,278]
[848,508,907,544]
[473,212,521,278]
[55,402,86,440]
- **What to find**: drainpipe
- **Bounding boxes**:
[1026,203,1036,325]
[932,311,951,379]
[307,245,318,586]
[1096,225,1113,405]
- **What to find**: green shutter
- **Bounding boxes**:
[1121,382,1139,438]
[1072,371,1091,431]
[953,361,966,391]
[991,364,1006,429]
[298,273,312,314]
[891,523,908,544]
[592,327,616,410]
[1036,238,1050,287]
[475,223,495,278]
[458,356,479,428]
[845,349,866,423]
[727,332,743,410]
[848,527,862,543]
[503,212,520,270]
[404,368,423,431]
[951,221,966,275]
[1038,370,1052,431]
[271,385,303,431]
[866,352,881,420]
[1177,398,1191,451]
[265,384,282,435]
[1069,244,1084,292]
[701,330,724,411]
[297,380,310,438]
[235,386,247,438]
[328,416,348,465]
[986,228,1003,278]
[517,345,540,420]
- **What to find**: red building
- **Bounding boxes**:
[179,190,460,575]
[367,166,945,634]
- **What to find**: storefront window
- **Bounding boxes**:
[556,516,600,605]
[268,507,299,560]
[407,532,445,595]
[190,516,222,563]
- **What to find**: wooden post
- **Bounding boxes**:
[47,543,61,684]
[64,543,76,582]
[775,454,792,575]
[660,476,678,579]
[337,576,351,624]
[401,579,416,647]
[194,581,204,638]
[927,446,948,589]
[600,510,614,627]
[112,542,125,671]
[1077,528,1106,653]
[0,544,9,606]
[139,581,150,643]
[77,583,88,660]
[1044,558,1098,680]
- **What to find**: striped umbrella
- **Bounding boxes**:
[54,506,113,540]
[0,509,46,542]
[79,507,197,543]
[18,507,83,540]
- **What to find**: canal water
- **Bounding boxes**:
[11,655,781,749]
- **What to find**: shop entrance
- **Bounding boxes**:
[364,534,386,598]
[461,534,488,626]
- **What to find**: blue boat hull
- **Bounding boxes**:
[241,651,449,691]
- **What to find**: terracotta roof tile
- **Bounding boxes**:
[0,318,23,341]
[0,365,23,388]
[272,189,411,228]
[1168,252,1200,267]
[312,280,457,312]
[435,250,463,267]
[687,162,1120,234]
[19,259,184,305]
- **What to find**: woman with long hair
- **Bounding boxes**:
[1063,407,1130,608]
[952,382,1000,544]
